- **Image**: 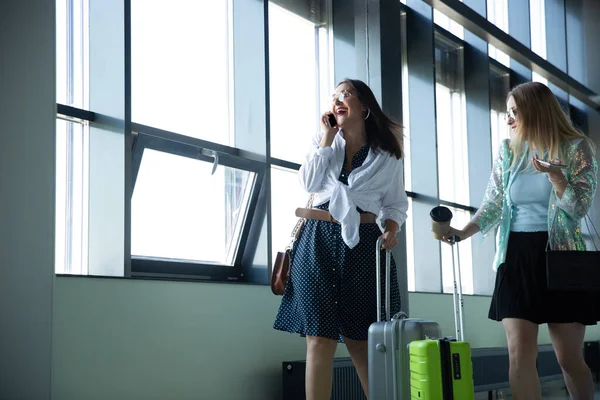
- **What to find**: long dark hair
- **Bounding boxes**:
[337,78,404,159]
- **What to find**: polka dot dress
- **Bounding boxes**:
[273,145,401,343]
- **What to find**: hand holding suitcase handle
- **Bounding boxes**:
[430,206,465,341]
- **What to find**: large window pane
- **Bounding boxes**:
[490,65,510,158]
[530,0,546,59]
[56,0,88,108]
[434,6,464,40]
[441,207,474,295]
[435,35,469,205]
[55,119,89,274]
[401,11,412,192]
[268,2,329,164]
[530,0,549,84]
[131,0,232,145]
[131,150,255,265]
[270,167,310,260]
[487,0,509,67]
[406,198,416,292]
[434,35,473,294]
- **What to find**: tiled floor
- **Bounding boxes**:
[542,387,600,399]
[474,382,600,399]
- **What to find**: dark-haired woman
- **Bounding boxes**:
[273,79,408,399]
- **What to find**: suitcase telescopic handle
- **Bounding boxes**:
[376,237,391,322]
[450,236,465,342]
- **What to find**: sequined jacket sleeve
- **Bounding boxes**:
[472,139,508,236]
[555,139,598,220]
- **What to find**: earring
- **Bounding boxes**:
[364,109,371,120]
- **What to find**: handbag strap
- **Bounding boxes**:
[582,213,600,251]
[287,193,315,248]
[547,210,600,251]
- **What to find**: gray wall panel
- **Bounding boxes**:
[0,1,55,398]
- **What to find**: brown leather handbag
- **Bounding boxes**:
[271,194,315,295]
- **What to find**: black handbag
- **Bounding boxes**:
[546,213,600,291]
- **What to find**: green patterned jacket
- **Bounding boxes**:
[473,137,598,271]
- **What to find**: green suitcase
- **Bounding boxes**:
[410,222,475,399]
[409,337,474,399]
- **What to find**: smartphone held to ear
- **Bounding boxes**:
[327,113,337,128]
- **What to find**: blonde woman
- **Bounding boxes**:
[441,82,598,400]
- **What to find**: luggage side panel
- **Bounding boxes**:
[369,318,442,400]
[368,321,395,399]
[450,341,475,400]
[408,339,444,400]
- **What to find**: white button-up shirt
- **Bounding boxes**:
[299,130,409,248]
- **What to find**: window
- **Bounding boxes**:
[400,10,411,193]
[401,11,416,292]
[55,0,89,274]
[529,0,546,59]
[434,33,474,295]
[268,2,330,165]
[440,206,474,294]
[267,1,331,261]
[270,167,310,261]
[433,2,464,40]
[130,129,265,279]
[406,198,416,292]
[435,34,468,206]
[132,151,254,265]
[55,119,89,274]
[486,0,509,67]
[490,64,510,159]
[530,0,548,84]
[131,0,233,145]
[125,0,331,282]
[56,0,88,109]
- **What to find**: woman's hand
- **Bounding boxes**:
[441,226,465,245]
[379,231,398,250]
[319,111,338,148]
[532,154,566,182]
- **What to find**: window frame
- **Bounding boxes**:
[129,123,267,282]
[54,0,600,291]
[54,0,333,284]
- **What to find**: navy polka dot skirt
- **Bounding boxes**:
[273,145,401,343]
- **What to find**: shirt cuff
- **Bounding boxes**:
[315,146,334,157]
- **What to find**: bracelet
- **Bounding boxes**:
[548,175,566,184]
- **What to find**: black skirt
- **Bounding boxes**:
[488,231,598,325]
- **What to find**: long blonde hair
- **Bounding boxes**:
[506,81,595,171]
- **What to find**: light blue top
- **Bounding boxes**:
[509,164,553,232]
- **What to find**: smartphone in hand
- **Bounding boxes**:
[537,160,567,169]
[327,113,337,128]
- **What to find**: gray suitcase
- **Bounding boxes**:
[368,237,442,399]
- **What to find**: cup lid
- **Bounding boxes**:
[430,206,453,223]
